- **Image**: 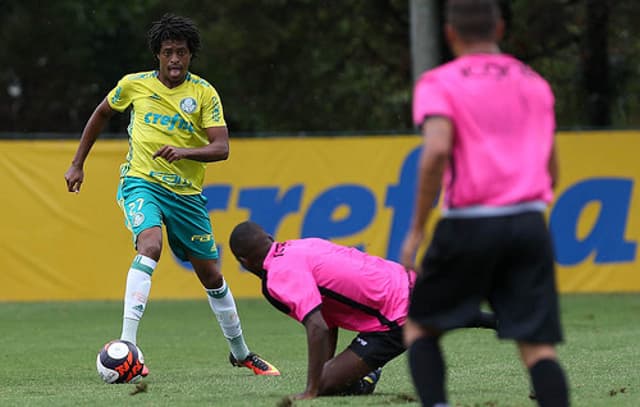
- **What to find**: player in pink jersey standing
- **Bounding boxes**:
[229,221,497,402]
[400,1,569,406]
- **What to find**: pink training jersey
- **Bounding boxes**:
[261,238,415,332]
[413,53,555,209]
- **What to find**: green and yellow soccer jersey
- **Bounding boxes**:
[107,70,226,194]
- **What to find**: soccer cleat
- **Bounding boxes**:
[339,368,382,395]
[229,352,281,376]
[360,368,382,395]
[141,365,149,377]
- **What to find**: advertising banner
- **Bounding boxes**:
[1,131,638,301]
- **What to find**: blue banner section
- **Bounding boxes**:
[550,178,637,266]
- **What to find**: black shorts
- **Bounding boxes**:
[348,326,406,369]
[409,211,563,344]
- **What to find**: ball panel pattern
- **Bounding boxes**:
[96,340,145,384]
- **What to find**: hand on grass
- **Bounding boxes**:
[278,391,315,405]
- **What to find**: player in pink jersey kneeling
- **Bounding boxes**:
[229,221,496,401]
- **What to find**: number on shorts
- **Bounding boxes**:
[128,198,144,216]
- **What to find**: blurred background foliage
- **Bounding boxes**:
[0,0,637,135]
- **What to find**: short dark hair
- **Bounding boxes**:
[147,14,201,58]
[446,0,501,42]
[229,221,264,259]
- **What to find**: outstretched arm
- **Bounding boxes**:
[293,310,334,400]
[64,98,116,192]
[153,126,229,163]
[283,313,374,401]
[400,116,453,270]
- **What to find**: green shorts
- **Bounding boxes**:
[116,176,219,261]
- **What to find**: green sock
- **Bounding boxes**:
[229,336,250,361]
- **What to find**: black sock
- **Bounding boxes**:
[529,359,569,407]
[466,311,498,330]
[408,336,447,406]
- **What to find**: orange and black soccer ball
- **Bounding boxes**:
[96,339,145,384]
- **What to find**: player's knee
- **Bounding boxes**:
[206,273,224,289]
[136,228,162,260]
[199,267,223,289]
[517,342,557,368]
[137,240,162,260]
[403,319,436,347]
[317,376,343,396]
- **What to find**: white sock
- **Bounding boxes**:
[206,280,250,360]
[120,255,156,344]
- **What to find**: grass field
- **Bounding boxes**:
[1,294,639,406]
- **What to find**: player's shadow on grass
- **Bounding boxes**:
[324,393,419,405]
[277,393,418,406]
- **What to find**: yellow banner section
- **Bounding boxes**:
[1,131,639,301]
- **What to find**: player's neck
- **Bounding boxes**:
[157,74,186,89]
[456,42,501,57]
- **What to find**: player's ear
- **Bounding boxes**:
[444,23,456,45]
[444,24,462,56]
[237,256,249,266]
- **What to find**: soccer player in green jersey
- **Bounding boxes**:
[64,14,279,376]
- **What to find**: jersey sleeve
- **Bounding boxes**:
[106,75,135,112]
[412,73,452,128]
[200,86,227,128]
[266,265,322,324]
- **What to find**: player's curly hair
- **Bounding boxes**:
[147,14,201,59]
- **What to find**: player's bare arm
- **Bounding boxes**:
[152,126,229,163]
[64,98,116,193]
[400,116,453,270]
[293,309,334,400]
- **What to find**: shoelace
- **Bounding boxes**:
[248,354,269,371]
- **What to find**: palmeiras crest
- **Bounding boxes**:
[180,97,197,114]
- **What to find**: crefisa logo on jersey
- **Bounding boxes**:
[180,97,197,114]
